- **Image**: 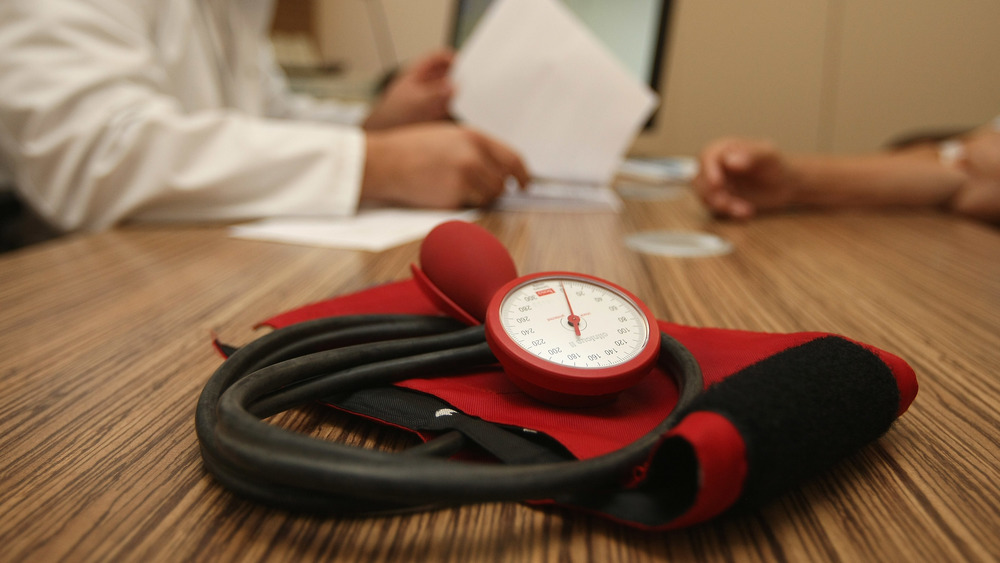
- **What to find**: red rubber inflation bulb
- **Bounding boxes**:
[414,221,518,323]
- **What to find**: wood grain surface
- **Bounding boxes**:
[1,189,998,562]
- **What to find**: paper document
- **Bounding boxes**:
[451,0,659,185]
[229,209,480,252]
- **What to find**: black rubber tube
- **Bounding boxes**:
[196,315,701,514]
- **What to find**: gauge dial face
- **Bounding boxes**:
[497,274,651,369]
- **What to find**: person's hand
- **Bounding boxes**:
[949,128,1000,222]
[363,50,455,131]
[362,123,530,209]
[692,137,800,219]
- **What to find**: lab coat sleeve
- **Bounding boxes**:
[0,2,365,232]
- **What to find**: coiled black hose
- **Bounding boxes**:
[196,314,702,515]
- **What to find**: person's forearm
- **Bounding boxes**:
[788,148,967,209]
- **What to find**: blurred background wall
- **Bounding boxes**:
[272,0,1000,157]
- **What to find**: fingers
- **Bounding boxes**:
[471,131,528,195]
[713,193,756,218]
[697,177,754,219]
[472,131,531,188]
[722,147,754,172]
[462,157,507,207]
[693,141,734,211]
[409,49,455,81]
[457,129,530,207]
[694,138,766,218]
[698,139,733,187]
[700,138,759,184]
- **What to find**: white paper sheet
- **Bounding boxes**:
[229,209,480,252]
[450,0,659,185]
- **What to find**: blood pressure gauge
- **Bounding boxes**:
[485,272,660,406]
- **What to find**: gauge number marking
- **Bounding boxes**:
[499,277,650,369]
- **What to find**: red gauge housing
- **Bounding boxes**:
[485,272,661,407]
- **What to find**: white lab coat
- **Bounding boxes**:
[0,0,369,231]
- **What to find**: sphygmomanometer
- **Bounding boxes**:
[197,221,917,529]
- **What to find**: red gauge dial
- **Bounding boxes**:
[485,272,660,406]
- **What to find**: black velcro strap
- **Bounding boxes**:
[686,335,901,509]
[553,336,902,528]
[329,387,572,464]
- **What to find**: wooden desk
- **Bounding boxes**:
[2,190,999,561]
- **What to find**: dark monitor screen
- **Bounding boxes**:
[450,0,672,99]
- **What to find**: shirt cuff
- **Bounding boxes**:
[322,126,365,215]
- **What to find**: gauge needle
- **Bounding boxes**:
[561,282,582,336]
